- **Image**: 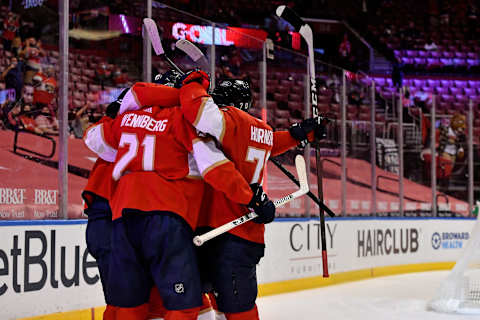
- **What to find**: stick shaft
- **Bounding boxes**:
[269,158,335,217]
[194,156,309,246]
[276,6,329,277]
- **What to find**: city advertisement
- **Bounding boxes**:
[258,218,477,284]
[0,218,476,318]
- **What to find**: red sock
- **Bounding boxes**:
[165,306,200,320]
[103,305,117,320]
[115,304,149,320]
[207,293,218,310]
[225,305,259,320]
[198,294,213,316]
[148,287,167,319]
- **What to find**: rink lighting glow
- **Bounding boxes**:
[23,0,44,9]
[172,22,234,46]
[120,14,130,34]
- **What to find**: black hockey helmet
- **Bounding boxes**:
[210,79,252,112]
[106,87,129,118]
[153,69,183,88]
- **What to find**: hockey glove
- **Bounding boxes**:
[289,116,329,148]
[248,183,276,224]
[180,68,210,91]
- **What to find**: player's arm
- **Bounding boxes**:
[83,116,118,162]
[191,137,275,222]
[192,136,252,205]
[179,80,226,143]
[272,117,329,156]
[118,82,180,114]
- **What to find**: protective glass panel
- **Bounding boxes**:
[341,70,376,216]
[0,3,61,219]
[265,43,309,217]
[305,63,343,217]
[151,3,215,80]
[374,88,402,216]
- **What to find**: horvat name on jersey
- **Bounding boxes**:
[120,113,168,132]
[250,126,273,146]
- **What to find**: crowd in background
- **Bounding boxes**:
[0,2,127,138]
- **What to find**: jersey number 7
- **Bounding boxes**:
[246,146,271,184]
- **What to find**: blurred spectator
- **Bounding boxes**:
[3,102,21,130]
[11,33,22,56]
[402,86,415,122]
[2,12,19,52]
[413,90,431,114]
[95,62,112,89]
[348,86,365,107]
[391,58,404,88]
[421,112,466,189]
[20,37,45,84]
[218,51,247,79]
[34,105,58,135]
[32,66,57,106]
[338,33,352,68]
[0,56,25,100]
[424,39,438,51]
[220,65,234,78]
[112,67,129,86]
[402,86,414,107]
[3,85,35,132]
[21,84,34,107]
[71,102,94,138]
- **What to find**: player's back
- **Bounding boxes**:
[201,106,273,244]
[108,106,203,227]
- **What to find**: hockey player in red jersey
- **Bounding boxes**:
[114,69,326,320]
[83,74,275,320]
[82,89,129,320]
[177,70,326,320]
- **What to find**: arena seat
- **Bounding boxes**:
[75,82,88,92]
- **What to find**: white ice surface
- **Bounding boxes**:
[257,271,477,320]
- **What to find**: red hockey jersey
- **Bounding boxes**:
[179,83,300,243]
[84,106,253,229]
[82,117,115,207]
[118,82,180,115]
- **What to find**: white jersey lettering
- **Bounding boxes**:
[120,114,168,132]
[250,126,273,146]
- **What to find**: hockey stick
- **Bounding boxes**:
[143,18,185,75]
[193,154,309,246]
[175,39,211,90]
[269,157,335,217]
[175,39,209,70]
[175,32,334,219]
[276,5,329,277]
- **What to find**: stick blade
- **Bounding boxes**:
[143,18,164,55]
[175,39,210,71]
[275,5,305,31]
[294,155,309,193]
[176,39,203,61]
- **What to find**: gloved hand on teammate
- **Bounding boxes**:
[179,68,210,90]
[248,183,276,224]
[288,116,329,148]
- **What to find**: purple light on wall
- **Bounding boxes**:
[109,14,140,35]
[120,14,130,34]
